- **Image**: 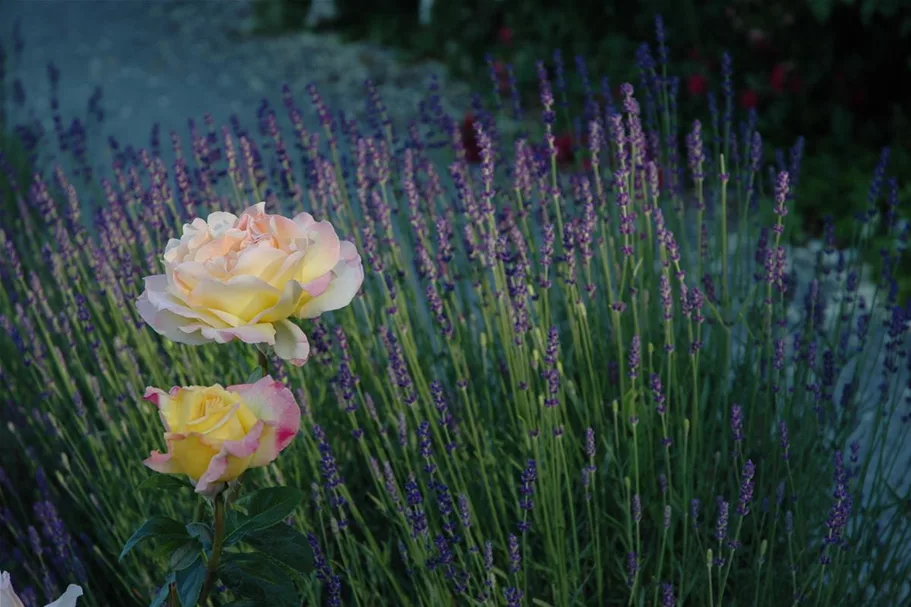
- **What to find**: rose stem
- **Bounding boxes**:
[198,496,226,606]
[258,349,269,378]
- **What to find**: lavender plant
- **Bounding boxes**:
[1,15,910,607]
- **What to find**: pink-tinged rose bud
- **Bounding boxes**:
[142,376,302,497]
[136,202,364,366]
[2,571,83,607]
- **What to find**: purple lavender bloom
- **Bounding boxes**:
[504,587,524,606]
[736,460,756,516]
[779,420,791,461]
[632,494,642,523]
[824,450,852,551]
[628,335,641,379]
[308,532,342,606]
[731,404,744,443]
[650,373,667,415]
[418,420,436,474]
[626,551,639,587]
[536,61,556,125]
[405,475,429,538]
[691,499,701,528]
[773,171,790,223]
[655,16,668,66]
[382,462,403,512]
[517,459,538,531]
[662,582,676,606]
[686,120,704,182]
[313,425,348,522]
[715,499,730,543]
[485,53,502,110]
[458,494,471,530]
[508,533,521,573]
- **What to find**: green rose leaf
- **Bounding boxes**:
[175,555,206,607]
[218,553,299,606]
[120,517,189,561]
[186,522,213,553]
[168,539,203,571]
[148,573,175,607]
[136,475,193,493]
[242,525,314,573]
[225,487,305,546]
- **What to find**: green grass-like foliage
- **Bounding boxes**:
[1,18,910,607]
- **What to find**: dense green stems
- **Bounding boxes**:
[718,516,744,605]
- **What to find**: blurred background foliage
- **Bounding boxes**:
[250,0,911,293]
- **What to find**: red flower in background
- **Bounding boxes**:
[497,26,513,46]
[739,89,759,109]
[770,63,788,92]
[687,73,708,96]
[461,113,481,164]
[555,133,575,166]
[789,72,803,94]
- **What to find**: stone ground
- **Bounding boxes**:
[0,0,474,168]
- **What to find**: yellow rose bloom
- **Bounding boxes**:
[143,376,301,496]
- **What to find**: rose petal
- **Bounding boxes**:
[143,275,231,328]
[300,273,332,299]
[1,571,26,607]
[233,246,289,284]
[251,280,304,325]
[206,210,240,236]
[272,319,311,366]
[292,213,342,284]
[228,376,301,466]
[296,240,364,319]
[143,387,169,408]
[45,584,84,607]
[143,450,180,474]
[194,422,264,496]
[188,276,280,322]
[136,292,211,345]
[197,323,276,346]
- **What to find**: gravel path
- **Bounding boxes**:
[1,0,474,165]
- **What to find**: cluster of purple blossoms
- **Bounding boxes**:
[822,450,853,559]
[517,459,538,532]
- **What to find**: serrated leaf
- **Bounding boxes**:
[218,553,299,606]
[225,487,305,546]
[136,474,192,493]
[176,555,206,607]
[169,539,203,571]
[242,525,313,573]
[186,522,213,552]
[120,517,188,561]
